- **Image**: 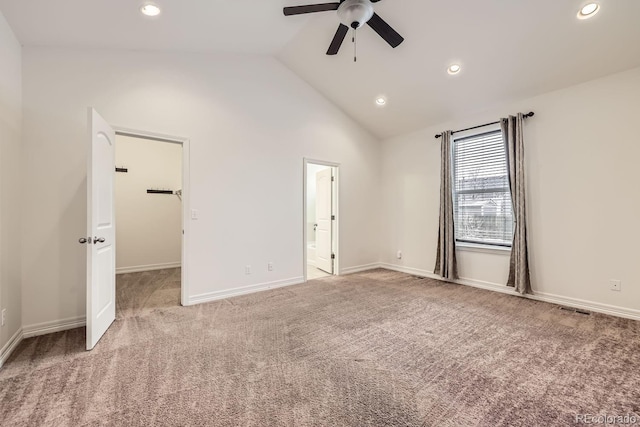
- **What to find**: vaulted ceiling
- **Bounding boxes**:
[2,0,640,139]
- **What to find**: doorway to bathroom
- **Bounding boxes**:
[303,159,339,281]
[114,132,185,318]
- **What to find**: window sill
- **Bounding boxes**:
[456,242,511,255]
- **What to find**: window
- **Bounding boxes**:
[452,128,513,247]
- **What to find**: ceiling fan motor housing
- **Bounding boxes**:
[337,0,374,29]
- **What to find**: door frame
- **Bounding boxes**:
[303,158,339,281]
[113,127,191,306]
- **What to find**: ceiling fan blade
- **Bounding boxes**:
[327,24,349,55]
[367,13,404,48]
[283,3,340,16]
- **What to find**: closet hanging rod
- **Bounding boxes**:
[434,112,534,139]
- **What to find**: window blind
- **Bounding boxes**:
[453,130,514,247]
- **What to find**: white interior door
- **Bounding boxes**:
[86,108,116,350]
[315,168,333,274]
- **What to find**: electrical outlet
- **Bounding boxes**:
[1,309,6,327]
[245,265,251,275]
[610,279,621,292]
[397,250,402,260]
[268,262,274,272]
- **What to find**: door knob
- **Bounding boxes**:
[93,237,106,244]
[79,237,88,244]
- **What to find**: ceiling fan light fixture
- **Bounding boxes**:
[577,3,599,19]
[282,0,404,56]
[337,0,374,29]
[447,64,461,75]
[140,3,161,17]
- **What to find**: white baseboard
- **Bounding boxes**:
[340,263,383,275]
[377,263,433,277]
[22,316,86,339]
[526,291,640,321]
[380,262,640,322]
[116,262,181,275]
[0,327,23,369]
[187,276,305,306]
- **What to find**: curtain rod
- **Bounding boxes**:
[434,112,535,139]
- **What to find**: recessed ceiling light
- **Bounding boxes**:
[140,4,161,17]
[577,3,600,19]
[447,64,461,75]
[375,96,387,106]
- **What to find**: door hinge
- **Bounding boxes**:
[331,176,335,182]
[331,253,335,259]
[331,215,335,220]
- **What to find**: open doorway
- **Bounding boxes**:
[84,109,191,349]
[114,132,185,317]
[304,159,339,281]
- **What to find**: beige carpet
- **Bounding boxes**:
[1,268,640,426]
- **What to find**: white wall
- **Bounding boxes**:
[21,47,381,328]
[0,10,21,359]
[115,135,182,273]
[381,67,640,316]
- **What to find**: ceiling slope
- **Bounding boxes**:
[1,1,639,138]
[0,0,307,54]
[278,0,640,138]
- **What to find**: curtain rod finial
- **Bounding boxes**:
[435,134,442,139]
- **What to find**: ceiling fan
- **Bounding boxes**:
[283,0,404,57]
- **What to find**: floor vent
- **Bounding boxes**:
[559,306,591,315]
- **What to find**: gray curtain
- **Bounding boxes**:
[434,130,458,280]
[501,114,531,294]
